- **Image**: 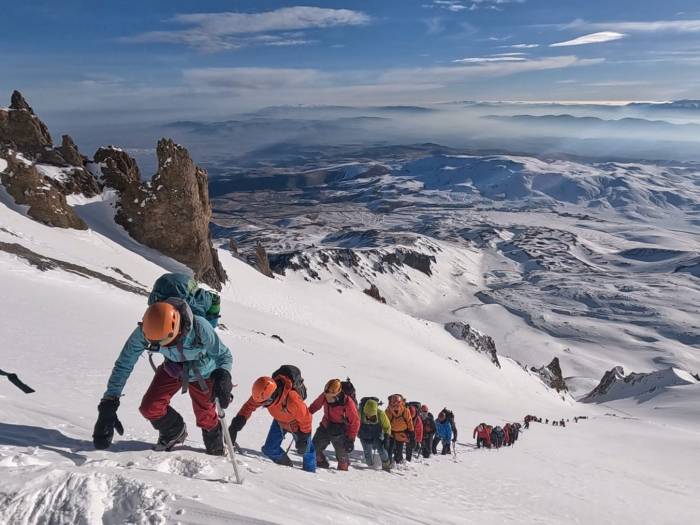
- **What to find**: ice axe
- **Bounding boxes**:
[215,399,243,485]
[0,369,34,394]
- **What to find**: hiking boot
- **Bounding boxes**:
[151,407,187,452]
[154,424,188,452]
[273,453,293,467]
[337,461,349,471]
[382,460,392,472]
[316,453,330,469]
[202,424,224,456]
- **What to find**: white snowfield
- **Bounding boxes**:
[1,198,699,524]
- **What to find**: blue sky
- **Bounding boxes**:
[4,0,700,117]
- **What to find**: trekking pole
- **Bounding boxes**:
[215,399,243,485]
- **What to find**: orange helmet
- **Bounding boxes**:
[388,394,404,407]
[252,376,279,405]
[324,379,342,396]
[142,302,181,346]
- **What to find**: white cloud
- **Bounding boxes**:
[453,56,526,63]
[381,56,603,85]
[123,6,370,52]
[511,43,539,48]
[573,19,700,33]
[550,31,626,47]
[426,0,522,12]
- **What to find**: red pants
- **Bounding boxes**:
[139,365,218,431]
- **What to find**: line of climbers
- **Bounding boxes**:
[472,422,521,449]
[90,273,459,474]
[523,415,588,429]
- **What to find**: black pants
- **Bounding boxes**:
[432,433,441,454]
[477,437,489,449]
[387,437,406,463]
[312,424,348,464]
[422,433,434,458]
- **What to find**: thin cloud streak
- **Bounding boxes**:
[122,6,371,52]
[550,31,625,47]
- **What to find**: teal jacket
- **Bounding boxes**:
[104,315,232,398]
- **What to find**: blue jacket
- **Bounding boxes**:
[104,315,231,398]
[435,419,453,441]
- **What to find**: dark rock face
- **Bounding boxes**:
[1,92,99,198]
[110,139,227,290]
[363,283,386,303]
[581,366,625,402]
[93,146,141,193]
[444,321,501,368]
[0,91,53,154]
[59,135,85,166]
[0,151,87,229]
[380,249,435,276]
[531,357,568,392]
[254,242,274,278]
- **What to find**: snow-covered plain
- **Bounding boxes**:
[1,186,700,524]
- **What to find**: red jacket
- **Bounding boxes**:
[412,413,424,443]
[473,425,491,441]
[503,424,511,444]
[309,392,360,440]
[238,376,312,434]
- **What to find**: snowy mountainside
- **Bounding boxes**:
[582,366,698,404]
[2,178,700,523]
[212,151,700,394]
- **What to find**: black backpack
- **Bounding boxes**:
[272,365,307,400]
[341,378,357,404]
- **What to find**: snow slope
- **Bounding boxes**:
[1,199,700,524]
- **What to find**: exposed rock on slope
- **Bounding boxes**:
[363,283,386,303]
[531,357,568,392]
[100,139,226,290]
[444,321,501,368]
[0,151,87,229]
[0,91,52,154]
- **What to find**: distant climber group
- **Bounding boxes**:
[91,273,542,474]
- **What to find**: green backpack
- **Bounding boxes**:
[148,273,221,328]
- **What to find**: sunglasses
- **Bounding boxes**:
[147,331,177,348]
[261,386,281,407]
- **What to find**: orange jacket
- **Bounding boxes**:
[237,376,313,434]
[386,404,414,441]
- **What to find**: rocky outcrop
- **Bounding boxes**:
[363,283,386,303]
[582,366,625,402]
[0,91,53,154]
[106,139,226,290]
[531,357,567,392]
[254,242,274,278]
[93,146,141,193]
[582,366,698,403]
[0,150,87,229]
[1,92,99,198]
[444,321,501,368]
[59,135,85,166]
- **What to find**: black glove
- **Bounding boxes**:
[92,397,124,450]
[295,432,311,454]
[407,430,415,442]
[210,368,233,409]
[228,414,246,444]
[344,436,355,453]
